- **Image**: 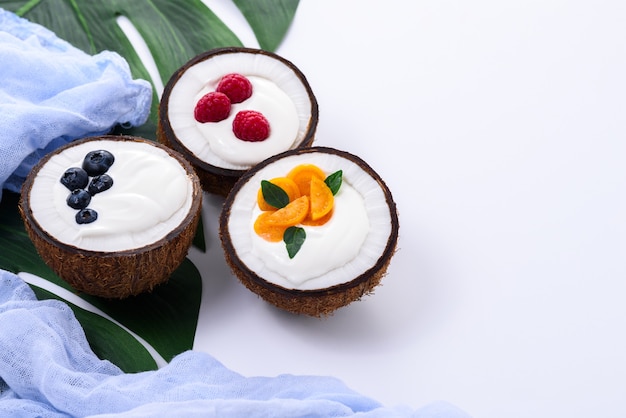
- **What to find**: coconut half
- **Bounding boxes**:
[219,146,399,317]
[157,47,319,196]
[19,135,202,298]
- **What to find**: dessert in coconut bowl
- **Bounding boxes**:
[219,146,399,317]
[157,47,400,317]
[19,135,203,299]
[158,47,319,196]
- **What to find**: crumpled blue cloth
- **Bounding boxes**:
[0,269,471,418]
[0,8,152,202]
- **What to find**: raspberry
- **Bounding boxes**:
[194,91,231,123]
[216,73,253,103]
[232,110,270,142]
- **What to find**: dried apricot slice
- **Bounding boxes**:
[266,195,309,226]
[257,177,301,211]
[254,195,310,242]
[287,164,326,196]
[254,212,286,242]
[309,176,334,221]
[302,208,334,226]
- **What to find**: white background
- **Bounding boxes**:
[190,1,626,417]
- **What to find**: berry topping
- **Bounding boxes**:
[232,110,270,142]
[66,189,92,209]
[194,91,231,123]
[216,73,253,104]
[60,167,89,191]
[76,208,98,224]
[88,174,114,195]
[83,150,115,176]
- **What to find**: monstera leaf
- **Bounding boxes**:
[0,0,299,371]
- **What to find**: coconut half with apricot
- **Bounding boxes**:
[19,135,202,298]
[157,47,319,196]
[219,146,399,317]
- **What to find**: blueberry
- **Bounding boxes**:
[82,150,115,176]
[75,208,98,224]
[60,167,89,191]
[66,189,92,209]
[88,174,114,195]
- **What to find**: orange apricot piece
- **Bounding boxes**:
[266,195,309,226]
[257,177,301,211]
[254,195,310,242]
[287,164,326,196]
[302,208,334,226]
[309,176,334,221]
[254,212,287,242]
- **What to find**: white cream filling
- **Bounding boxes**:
[227,152,393,291]
[167,52,310,170]
[29,140,194,252]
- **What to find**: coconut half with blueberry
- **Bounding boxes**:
[157,47,319,196]
[219,146,399,317]
[19,135,202,298]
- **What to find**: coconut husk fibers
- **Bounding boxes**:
[219,146,400,317]
[157,46,319,197]
[19,135,203,299]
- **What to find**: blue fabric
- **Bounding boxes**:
[0,270,472,417]
[0,8,152,202]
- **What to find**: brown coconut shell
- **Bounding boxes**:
[19,135,203,299]
[219,146,400,317]
[157,47,319,197]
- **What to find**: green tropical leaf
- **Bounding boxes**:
[233,0,299,51]
[192,213,206,252]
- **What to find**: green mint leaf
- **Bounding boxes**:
[261,180,290,209]
[283,226,306,259]
[325,170,343,195]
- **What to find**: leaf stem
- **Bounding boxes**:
[69,0,97,53]
[15,0,41,16]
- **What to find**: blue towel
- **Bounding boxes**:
[0,270,471,417]
[0,8,152,202]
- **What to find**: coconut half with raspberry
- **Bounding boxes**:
[219,146,399,317]
[19,135,202,298]
[157,47,319,196]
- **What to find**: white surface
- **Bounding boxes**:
[188,1,626,417]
